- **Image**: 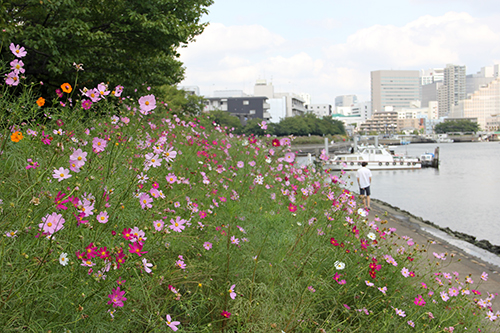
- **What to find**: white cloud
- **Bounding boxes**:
[179,12,500,104]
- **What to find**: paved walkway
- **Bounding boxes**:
[367,199,500,315]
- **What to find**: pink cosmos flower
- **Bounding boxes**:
[230,236,240,245]
[229,284,236,299]
[221,311,231,318]
[394,308,406,317]
[138,94,156,114]
[283,152,295,163]
[199,211,207,219]
[92,137,107,153]
[86,88,101,102]
[113,85,124,97]
[26,158,39,170]
[97,83,110,97]
[237,161,244,168]
[153,220,164,231]
[401,267,410,278]
[139,193,153,209]
[481,272,488,281]
[288,203,297,212]
[407,320,415,328]
[96,211,109,224]
[163,147,177,162]
[166,173,177,184]
[107,287,127,307]
[440,291,450,302]
[5,71,20,86]
[166,314,180,331]
[378,286,387,294]
[169,216,186,232]
[10,59,25,74]
[203,242,212,250]
[39,212,66,234]
[10,43,27,58]
[175,259,186,269]
[70,148,87,164]
[53,167,72,182]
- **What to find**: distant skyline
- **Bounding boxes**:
[178,0,500,104]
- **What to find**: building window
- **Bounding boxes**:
[243,101,249,105]
[249,110,256,115]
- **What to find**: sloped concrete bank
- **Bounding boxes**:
[371,197,500,256]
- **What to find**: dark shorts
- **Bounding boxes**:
[360,186,371,196]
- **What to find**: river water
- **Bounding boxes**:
[340,142,500,246]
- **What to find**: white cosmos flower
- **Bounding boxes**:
[367,232,376,240]
[59,252,69,266]
[334,261,345,270]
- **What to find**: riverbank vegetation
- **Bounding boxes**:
[0,45,498,332]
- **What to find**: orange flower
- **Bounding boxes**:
[11,131,23,142]
[36,97,45,107]
[61,83,72,94]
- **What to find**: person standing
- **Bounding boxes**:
[356,162,372,210]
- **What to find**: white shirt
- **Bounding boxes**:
[356,167,372,189]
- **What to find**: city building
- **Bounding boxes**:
[359,106,398,134]
[438,64,466,117]
[466,64,499,95]
[307,104,332,118]
[203,95,270,125]
[254,80,306,122]
[420,68,444,85]
[335,95,358,107]
[178,86,200,96]
[350,101,372,122]
[451,77,500,130]
[371,70,420,114]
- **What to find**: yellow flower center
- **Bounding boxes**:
[100,217,105,220]
[60,173,64,177]
[145,101,150,106]
[78,156,82,160]
[175,222,179,227]
[47,222,52,227]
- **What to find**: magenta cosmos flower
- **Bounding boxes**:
[166,314,180,331]
[53,167,72,182]
[10,43,27,58]
[107,287,127,307]
[81,99,92,110]
[39,212,66,234]
[70,148,87,165]
[138,94,156,114]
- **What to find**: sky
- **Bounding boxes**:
[178,0,500,104]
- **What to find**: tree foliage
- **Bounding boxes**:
[1,0,213,96]
[434,119,480,133]
[155,85,206,116]
[274,113,345,136]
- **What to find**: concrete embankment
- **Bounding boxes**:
[368,199,500,312]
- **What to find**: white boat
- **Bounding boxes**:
[325,145,421,171]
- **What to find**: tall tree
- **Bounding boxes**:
[434,119,480,133]
[1,0,213,96]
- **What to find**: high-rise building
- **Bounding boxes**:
[420,68,444,86]
[438,64,466,117]
[335,95,358,107]
[371,70,420,114]
[451,77,500,130]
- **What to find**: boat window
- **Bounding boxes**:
[376,150,382,154]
